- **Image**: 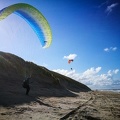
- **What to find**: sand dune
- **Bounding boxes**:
[0,51,90,106]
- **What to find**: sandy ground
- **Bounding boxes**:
[0,91,120,120]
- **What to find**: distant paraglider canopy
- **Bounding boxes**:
[68,59,74,64]
[0,3,52,48]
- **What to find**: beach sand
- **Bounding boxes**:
[0,91,120,120]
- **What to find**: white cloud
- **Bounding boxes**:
[104,48,109,52]
[63,54,77,60]
[112,47,117,51]
[107,69,119,75]
[52,67,120,89]
[113,69,119,74]
[83,67,101,76]
[104,47,117,52]
[105,3,119,15]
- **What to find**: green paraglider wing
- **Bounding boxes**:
[0,3,52,48]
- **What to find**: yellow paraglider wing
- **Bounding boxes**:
[0,3,52,48]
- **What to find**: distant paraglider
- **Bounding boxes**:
[68,59,74,70]
[0,3,52,48]
[64,54,77,71]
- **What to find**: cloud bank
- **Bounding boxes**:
[53,67,120,90]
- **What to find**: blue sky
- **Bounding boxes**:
[0,0,120,90]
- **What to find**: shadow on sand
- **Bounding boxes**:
[0,83,88,107]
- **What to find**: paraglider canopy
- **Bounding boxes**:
[68,59,74,64]
[0,3,52,48]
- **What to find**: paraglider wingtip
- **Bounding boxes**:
[42,46,47,49]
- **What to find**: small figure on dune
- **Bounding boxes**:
[22,77,31,95]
